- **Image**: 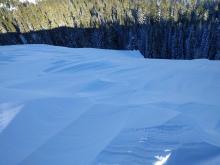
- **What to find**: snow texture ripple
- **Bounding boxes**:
[0,45,220,165]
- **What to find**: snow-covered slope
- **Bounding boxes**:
[0,45,220,165]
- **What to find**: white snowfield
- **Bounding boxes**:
[0,45,220,165]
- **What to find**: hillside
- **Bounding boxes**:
[0,45,220,165]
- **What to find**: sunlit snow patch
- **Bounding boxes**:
[19,0,41,4]
[154,153,171,165]
[0,3,17,11]
[0,103,23,133]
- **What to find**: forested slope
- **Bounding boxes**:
[0,0,219,59]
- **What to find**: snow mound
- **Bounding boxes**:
[19,0,41,4]
[0,45,220,165]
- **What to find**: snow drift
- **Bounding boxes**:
[0,45,220,165]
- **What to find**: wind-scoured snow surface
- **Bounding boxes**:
[0,45,220,165]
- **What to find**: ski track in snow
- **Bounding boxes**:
[0,44,220,165]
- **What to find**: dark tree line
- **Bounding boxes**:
[0,0,219,59]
